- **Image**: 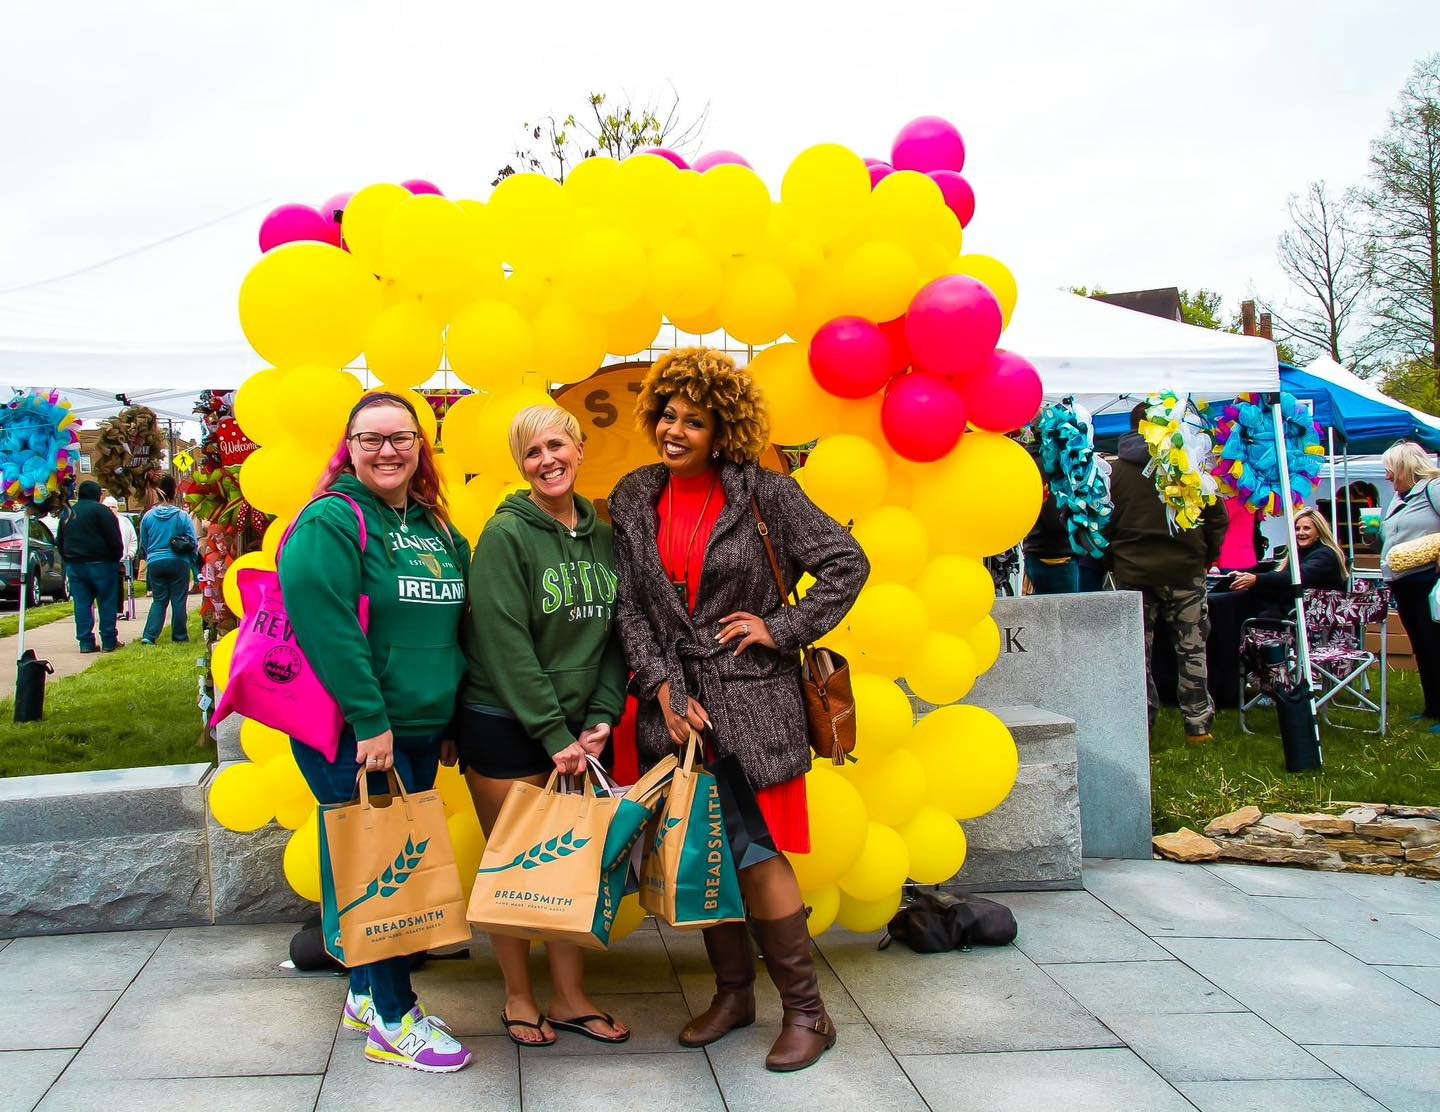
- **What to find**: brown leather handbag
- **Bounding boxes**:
[750,498,856,765]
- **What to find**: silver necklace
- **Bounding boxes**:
[387,501,409,533]
[531,493,577,537]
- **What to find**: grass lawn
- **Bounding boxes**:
[1151,667,1440,834]
[0,601,74,638]
[0,610,213,778]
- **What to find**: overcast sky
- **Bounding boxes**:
[3,0,1436,326]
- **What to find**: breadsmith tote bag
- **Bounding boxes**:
[319,769,470,966]
[213,492,370,761]
[640,732,744,929]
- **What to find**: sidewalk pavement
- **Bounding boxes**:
[0,608,143,700]
[2,859,1438,1112]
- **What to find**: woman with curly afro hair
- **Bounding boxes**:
[608,348,869,1072]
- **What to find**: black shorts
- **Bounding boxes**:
[456,705,554,779]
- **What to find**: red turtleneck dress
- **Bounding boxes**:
[657,468,810,853]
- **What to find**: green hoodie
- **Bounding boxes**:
[462,492,627,756]
[279,475,470,740]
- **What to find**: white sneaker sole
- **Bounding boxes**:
[364,1045,472,1073]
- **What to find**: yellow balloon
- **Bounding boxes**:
[784,274,846,346]
[438,392,494,476]
[284,812,322,902]
[803,884,841,937]
[233,368,291,446]
[916,431,1042,558]
[209,763,274,833]
[240,718,289,764]
[364,301,442,389]
[851,672,914,755]
[785,765,868,890]
[802,435,888,524]
[670,307,724,337]
[836,888,903,934]
[261,749,309,806]
[612,154,688,246]
[559,226,646,314]
[222,550,276,619]
[834,240,922,323]
[837,822,910,902]
[382,194,472,293]
[648,237,724,320]
[342,183,411,273]
[282,366,364,445]
[450,476,508,544]
[275,795,314,831]
[477,388,558,474]
[846,583,928,662]
[781,144,871,245]
[718,259,795,346]
[853,506,930,584]
[238,242,382,369]
[610,893,648,943]
[448,809,487,900]
[849,748,925,826]
[909,704,1019,820]
[965,615,1002,672]
[744,343,841,447]
[946,254,1018,327]
[563,156,621,212]
[531,298,606,385]
[867,171,951,262]
[211,628,238,695]
[691,164,771,255]
[488,173,575,276]
[446,300,534,391]
[261,516,292,560]
[905,630,978,706]
[828,392,886,445]
[239,445,329,520]
[899,806,968,884]
[601,300,662,357]
[917,554,994,634]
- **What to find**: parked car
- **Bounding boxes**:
[0,512,67,606]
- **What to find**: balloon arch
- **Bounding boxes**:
[209,117,1042,936]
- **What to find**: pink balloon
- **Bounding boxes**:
[693,149,752,172]
[882,372,968,462]
[927,170,975,227]
[905,276,1002,379]
[863,157,890,167]
[640,148,690,170]
[402,179,444,196]
[319,191,353,223]
[963,350,1043,433]
[258,204,337,253]
[891,116,966,174]
[868,163,895,189]
[809,317,895,399]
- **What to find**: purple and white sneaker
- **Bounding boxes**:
[342,990,376,1032]
[365,1007,472,1073]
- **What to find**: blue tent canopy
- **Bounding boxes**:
[1087,363,1440,453]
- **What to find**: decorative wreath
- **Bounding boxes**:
[1211,392,1325,516]
[94,405,167,503]
[0,389,79,513]
[1137,391,1219,532]
[1035,399,1112,558]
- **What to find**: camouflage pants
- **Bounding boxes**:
[1116,577,1214,732]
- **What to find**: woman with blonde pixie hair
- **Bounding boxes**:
[1380,441,1440,725]
[457,404,631,1047]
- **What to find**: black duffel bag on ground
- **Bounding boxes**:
[880,891,1018,953]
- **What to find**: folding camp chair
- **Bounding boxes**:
[1238,581,1390,736]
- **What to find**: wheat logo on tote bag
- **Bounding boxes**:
[319,770,470,966]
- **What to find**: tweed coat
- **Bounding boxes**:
[609,461,870,790]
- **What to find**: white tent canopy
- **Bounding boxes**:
[1302,354,1440,442]
[1005,284,1280,412]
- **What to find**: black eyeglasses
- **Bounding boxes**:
[349,431,419,453]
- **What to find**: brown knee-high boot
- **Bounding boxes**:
[752,909,837,1072]
[678,920,757,1047]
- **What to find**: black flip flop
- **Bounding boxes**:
[546,1012,631,1044]
[500,1010,557,1047]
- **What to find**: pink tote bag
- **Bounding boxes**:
[213,492,371,761]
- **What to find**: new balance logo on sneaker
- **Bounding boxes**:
[364,1006,471,1073]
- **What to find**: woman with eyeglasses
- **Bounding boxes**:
[280,391,474,1074]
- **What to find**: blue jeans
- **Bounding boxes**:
[143,559,191,643]
[1025,555,1079,595]
[291,727,442,1025]
[67,561,121,650]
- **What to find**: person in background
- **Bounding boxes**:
[458,405,630,1048]
[281,391,473,1073]
[1106,404,1227,744]
[56,480,124,653]
[102,495,137,621]
[1378,441,1440,728]
[1023,482,1078,593]
[137,475,198,645]
[1230,508,1348,619]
